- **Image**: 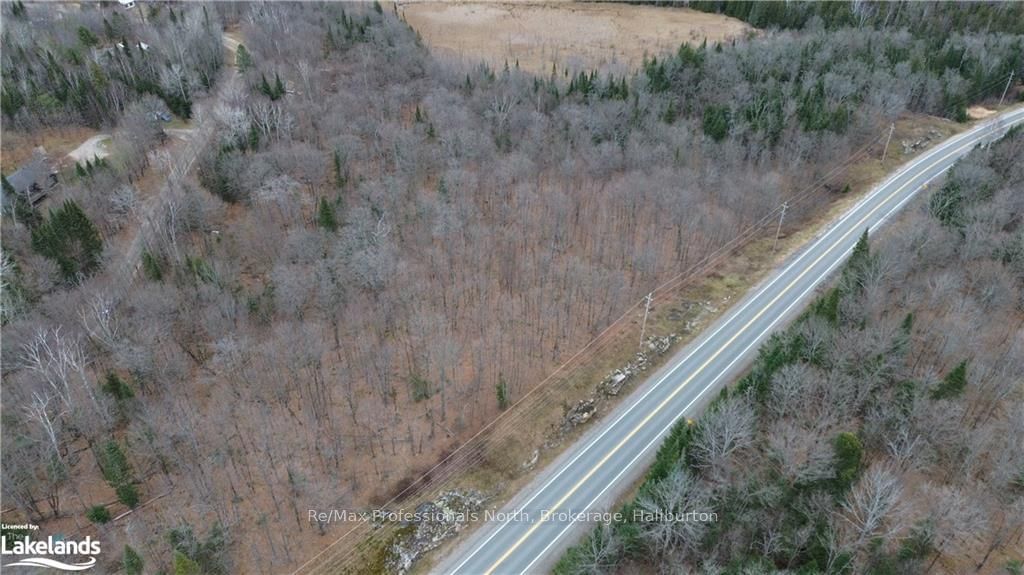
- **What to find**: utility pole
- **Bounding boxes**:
[639,292,653,349]
[999,70,1014,107]
[882,122,895,162]
[773,202,788,253]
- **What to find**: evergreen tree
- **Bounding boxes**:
[259,73,273,98]
[841,228,873,294]
[166,89,193,120]
[332,150,346,188]
[702,105,731,141]
[901,312,914,334]
[116,484,140,508]
[851,229,870,262]
[811,286,841,326]
[103,372,135,422]
[931,360,969,399]
[97,440,139,508]
[832,432,863,492]
[930,180,966,228]
[496,374,510,410]
[248,122,260,150]
[273,72,285,99]
[317,197,338,232]
[324,26,336,55]
[77,26,99,48]
[1,84,26,119]
[173,551,202,575]
[168,523,229,574]
[644,57,670,92]
[86,505,111,524]
[102,373,135,401]
[662,99,678,124]
[31,200,104,282]
[186,256,217,284]
[98,440,132,483]
[141,250,163,281]
[123,545,144,575]
[235,44,252,72]
[409,374,432,402]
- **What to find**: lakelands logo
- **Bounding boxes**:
[1,525,100,571]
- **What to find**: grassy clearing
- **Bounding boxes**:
[399,2,750,75]
[1,126,98,172]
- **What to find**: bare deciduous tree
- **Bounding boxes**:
[691,397,756,481]
[837,464,905,550]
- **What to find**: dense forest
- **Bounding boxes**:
[1,0,222,128]
[1,1,1022,573]
[683,0,1024,35]
[556,128,1024,574]
[1,1,222,128]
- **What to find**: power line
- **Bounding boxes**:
[999,70,1015,107]
[309,124,917,574]
[639,292,653,349]
[300,129,890,575]
[301,74,1021,572]
[298,129,890,575]
[773,202,788,253]
[882,122,895,162]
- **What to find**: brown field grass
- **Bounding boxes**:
[398,1,751,75]
[1,126,98,172]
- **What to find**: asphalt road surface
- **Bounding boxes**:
[437,106,1024,575]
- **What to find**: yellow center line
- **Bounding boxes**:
[480,127,1000,575]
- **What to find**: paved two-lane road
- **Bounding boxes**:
[438,106,1024,575]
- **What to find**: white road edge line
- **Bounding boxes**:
[520,147,968,575]
[445,107,1024,575]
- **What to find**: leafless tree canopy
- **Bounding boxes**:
[2,1,1023,573]
[558,129,1024,573]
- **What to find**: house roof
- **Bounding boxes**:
[2,149,55,208]
[6,166,38,193]
[7,148,52,189]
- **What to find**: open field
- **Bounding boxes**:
[398,1,751,74]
